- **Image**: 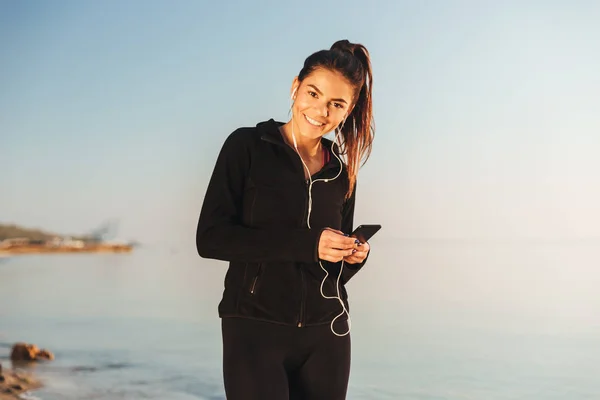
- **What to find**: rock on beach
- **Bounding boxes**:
[0,342,54,399]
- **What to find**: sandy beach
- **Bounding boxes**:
[0,365,42,400]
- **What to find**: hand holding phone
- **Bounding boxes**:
[350,224,381,243]
[342,224,380,264]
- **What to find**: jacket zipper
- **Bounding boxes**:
[297,178,310,327]
[250,264,263,295]
[297,265,305,327]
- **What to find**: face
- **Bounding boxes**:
[290,68,355,140]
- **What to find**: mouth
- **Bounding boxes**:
[303,114,325,127]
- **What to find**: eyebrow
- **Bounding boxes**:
[307,84,348,104]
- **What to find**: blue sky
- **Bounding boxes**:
[1,1,599,246]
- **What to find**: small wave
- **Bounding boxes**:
[129,379,150,385]
[70,362,133,373]
[18,392,42,400]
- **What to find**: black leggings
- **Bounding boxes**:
[221,317,351,400]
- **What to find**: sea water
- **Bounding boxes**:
[1,240,599,399]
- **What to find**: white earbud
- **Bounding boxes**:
[291,87,297,100]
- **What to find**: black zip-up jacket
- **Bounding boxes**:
[195,119,369,327]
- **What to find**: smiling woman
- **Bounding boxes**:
[195,39,376,400]
[282,41,374,197]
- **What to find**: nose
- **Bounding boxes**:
[315,101,329,118]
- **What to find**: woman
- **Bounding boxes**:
[196,39,375,400]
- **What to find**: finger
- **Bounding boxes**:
[324,240,355,252]
[344,254,365,264]
[323,247,355,261]
[329,243,357,252]
[327,234,359,248]
[330,247,356,258]
[345,248,368,259]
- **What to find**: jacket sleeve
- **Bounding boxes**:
[196,130,324,263]
[340,182,371,284]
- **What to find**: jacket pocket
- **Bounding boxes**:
[249,263,264,295]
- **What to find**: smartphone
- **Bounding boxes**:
[350,224,381,243]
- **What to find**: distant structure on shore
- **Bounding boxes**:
[0,221,137,255]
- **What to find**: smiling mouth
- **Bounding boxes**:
[304,114,325,127]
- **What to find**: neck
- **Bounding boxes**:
[279,120,322,157]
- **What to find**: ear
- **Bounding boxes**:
[290,76,300,99]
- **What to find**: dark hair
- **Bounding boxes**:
[297,39,375,199]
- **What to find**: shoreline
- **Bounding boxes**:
[0,243,133,256]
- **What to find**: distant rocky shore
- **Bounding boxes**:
[0,242,133,256]
[0,222,137,257]
[0,343,54,399]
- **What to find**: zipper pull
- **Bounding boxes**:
[250,276,259,294]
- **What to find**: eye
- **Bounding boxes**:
[308,91,318,98]
[333,102,344,109]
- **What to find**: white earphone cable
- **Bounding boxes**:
[289,97,351,336]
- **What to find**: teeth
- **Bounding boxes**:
[304,114,324,126]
